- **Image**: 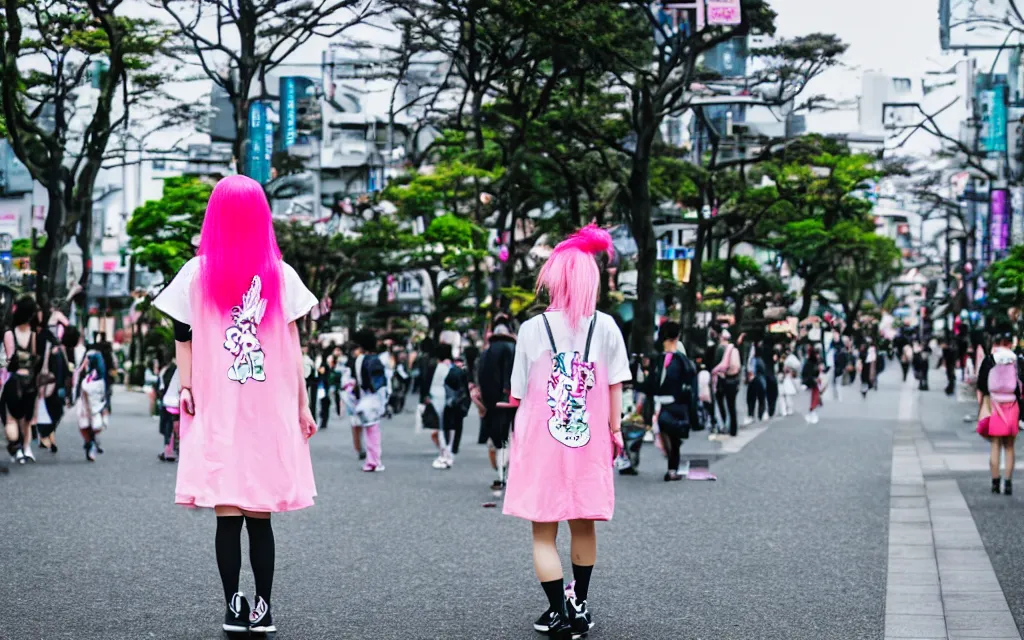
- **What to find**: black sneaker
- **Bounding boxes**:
[532,608,573,639]
[249,595,276,634]
[223,592,250,633]
[1006,480,1013,496]
[567,597,593,637]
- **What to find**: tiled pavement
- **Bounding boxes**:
[885,372,1022,640]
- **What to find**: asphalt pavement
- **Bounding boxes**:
[0,378,895,640]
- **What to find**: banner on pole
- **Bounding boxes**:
[991,188,1010,258]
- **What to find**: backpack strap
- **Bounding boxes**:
[583,314,597,362]
[540,313,558,353]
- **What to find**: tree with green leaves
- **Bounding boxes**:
[987,244,1024,321]
[126,175,212,282]
[0,0,168,297]
[570,2,846,350]
[826,221,902,321]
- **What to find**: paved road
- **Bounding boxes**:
[1,375,898,640]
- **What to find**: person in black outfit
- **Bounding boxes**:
[764,345,779,418]
[640,322,698,482]
[939,339,958,396]
[476,315,517,489]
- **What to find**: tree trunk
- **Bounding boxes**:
[628,136,657,354]
[799,280,815,319]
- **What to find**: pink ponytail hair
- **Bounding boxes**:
[536,224,614,331]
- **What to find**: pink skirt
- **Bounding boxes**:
[982,400,1020,438]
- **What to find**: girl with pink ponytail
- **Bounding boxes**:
[153,175,319,636]
[501,224,631,639]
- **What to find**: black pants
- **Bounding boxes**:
[901,361,910,381]
[306,381,317,419]
[717,379,740,436]
[703,401,718,431]
[443,411,464,455]
[746,377,767,421]
[318,394,331,430]
[945,368,956,396]
[662,430,683,472]
[766,377,778,418]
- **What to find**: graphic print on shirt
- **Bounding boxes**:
[546,351,596,448]
[223,276,268,384]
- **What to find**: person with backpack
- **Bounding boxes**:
[350,329,388,472]
[476,315,517,489]
[711,330,742,438]
[977,332,1021,495]
[498,225,630,640]
[639,321,698,482]
[420,341,458,470]
[442,349,472,465]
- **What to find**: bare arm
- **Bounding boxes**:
[4,330,13,365]
[290,322,309,407]
[175,340,193,389]
[609,383,623,433]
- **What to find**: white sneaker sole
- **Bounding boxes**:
[250,624,277,633]
[222,623,248,632]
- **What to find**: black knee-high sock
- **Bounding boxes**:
[541,579,567,617]
[215,516,244,604]
[572,564,594,602]
[246,516,275,604]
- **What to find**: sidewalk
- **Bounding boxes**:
[884,369,1023,640]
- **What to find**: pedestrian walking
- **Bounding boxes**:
[940,338,958,397]
[913,342,930,390]
[743,342,767,425]
[349,330,388,472]
[858,339,877,398]
[152,175,319,635]
[476,315,517,489]
[4,295,40,464]
[711,330,742,437]
[780,350,801,416]
[34,325,67,457]
[977,332,1021,495]
[157,356,180,462]
[75,352,108,462]
[499,225,630,639]
[765,346,779,419]
[639,321,697,481]
[803,346,822,424]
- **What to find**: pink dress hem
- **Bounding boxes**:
[175,495,315,513]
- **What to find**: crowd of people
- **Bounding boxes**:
[0,296,120,475]
[9,174,1024,640]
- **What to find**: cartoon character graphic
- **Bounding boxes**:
[547,351,596,448]
[223,276,268,383]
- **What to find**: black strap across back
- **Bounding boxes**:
[541,313,597,362]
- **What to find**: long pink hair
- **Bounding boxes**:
[197,175,283,321]
[536,224,614,331]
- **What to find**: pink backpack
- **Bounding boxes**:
[988,351,1020,403]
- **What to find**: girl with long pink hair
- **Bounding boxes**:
[500,224,630,639]
[153,175,319,636]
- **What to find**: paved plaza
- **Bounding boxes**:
[2,369,1023,639]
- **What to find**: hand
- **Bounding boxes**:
[300,405,317,440]
[612,430,624,457]
[180,388,195,416]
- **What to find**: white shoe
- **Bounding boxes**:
[23,445,34,462]
[742,417,755,426]
[431,456,446,469]
[15,448,25,464]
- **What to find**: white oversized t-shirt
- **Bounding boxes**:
[510,311,631,400]
[153,257,318,326]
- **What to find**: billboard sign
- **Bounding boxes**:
[979,85,1008,153]
[245,101,274,184]
[706,0,742,26]
[658,2,705,39]
[279,77,320,149]
[1012,186,1024,246]
[991,188,1010,258]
